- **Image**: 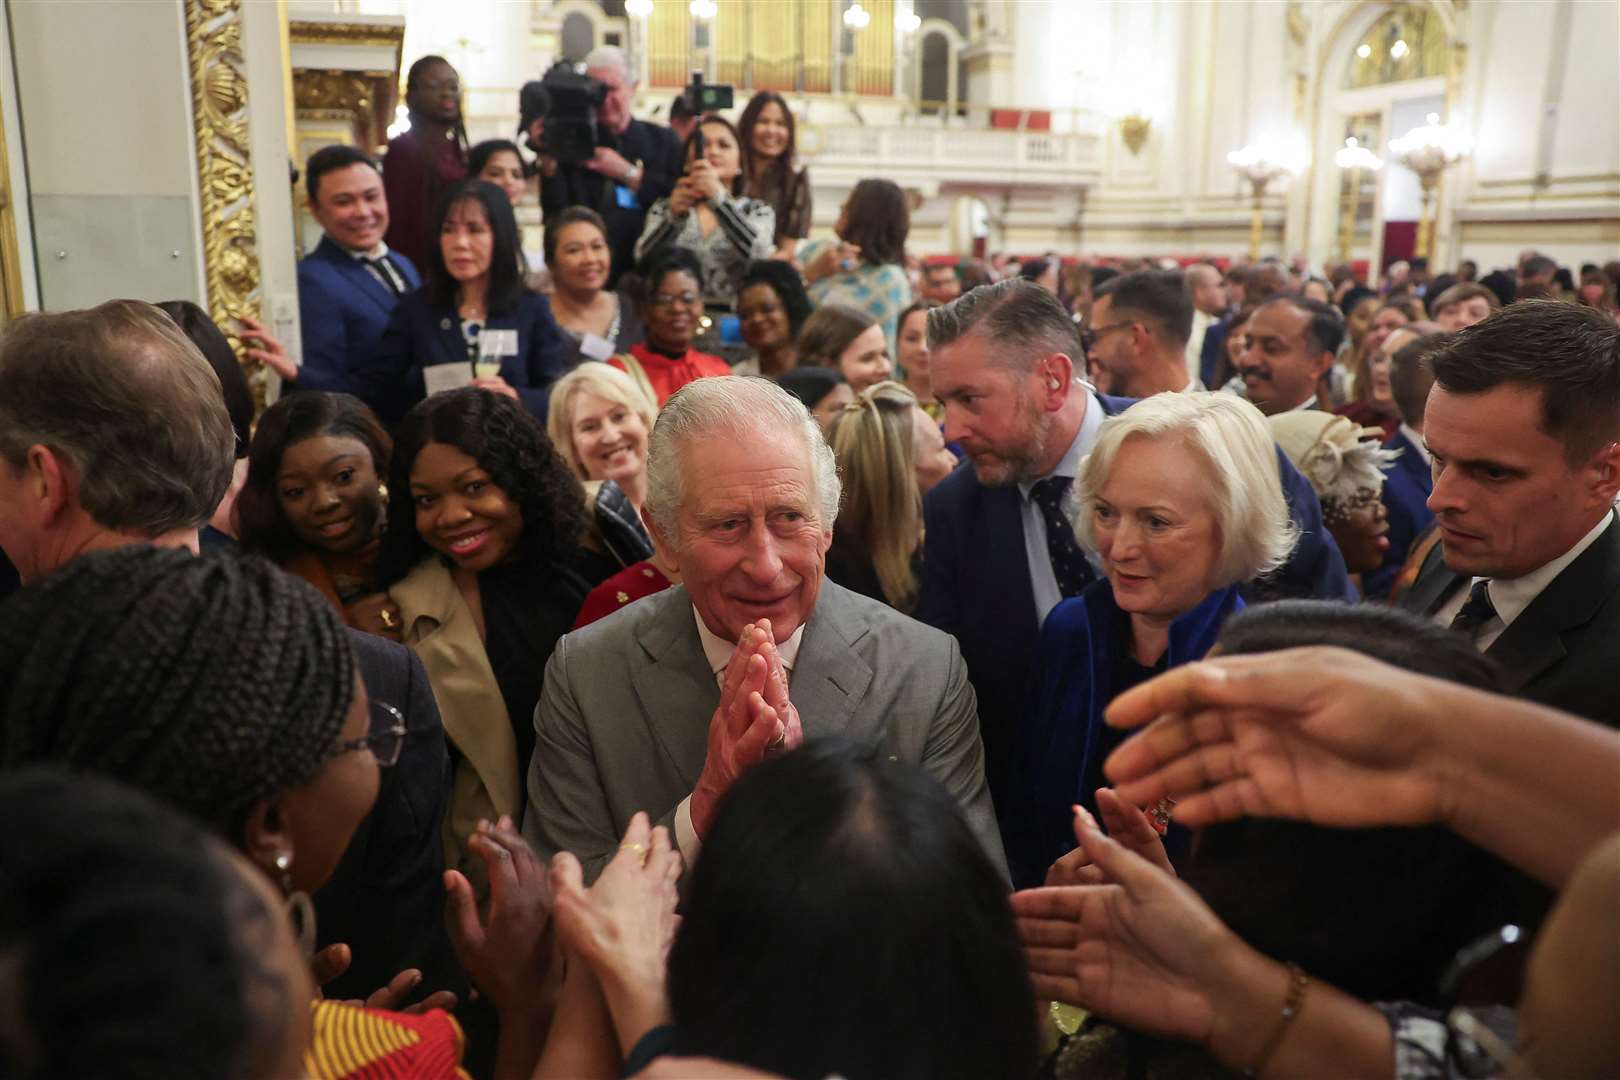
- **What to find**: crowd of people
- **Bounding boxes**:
[1,43,1618,1080]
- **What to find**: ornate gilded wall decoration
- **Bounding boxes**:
[184,0,261,380]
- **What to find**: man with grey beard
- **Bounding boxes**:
[915,280,1353,815]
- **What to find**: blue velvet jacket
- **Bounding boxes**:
[1003,580,1244,888]
[1364,428,1435,603]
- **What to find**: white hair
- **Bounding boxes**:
[645,376,841,548]
[583,46,631,81]
[1074,392,1298,587]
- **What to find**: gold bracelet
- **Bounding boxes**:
[1244,962,1309,1078]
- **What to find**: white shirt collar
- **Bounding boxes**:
[1286,392,1319,413]
[1183,377,1205,393]
[1479,511,1615,630]
[693,606,806,681]
[1019,388,1103,500]
[340,239,390,261]
[1399,423,1430,466]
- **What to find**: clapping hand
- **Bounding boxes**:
[689,620,803,838]
[444,816,557,1019]
[311,943,459,1016]
[1102,647,1444,831]
[1013,807,1247,1046]
[1044,788,1175,887]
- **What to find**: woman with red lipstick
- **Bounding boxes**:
[236,392,402,639]
[546,207,645,370]
[612,248,730,406]
[1004,393,1297,888]
[375,388,592,883]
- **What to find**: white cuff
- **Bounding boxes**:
[675,795,703,864]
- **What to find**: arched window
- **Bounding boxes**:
[1344,4,1446,89]
[919,30,950,110]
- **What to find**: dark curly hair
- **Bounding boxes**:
[375,388,588,586]
[0,545,357,838]
[0,768,297,1079]
[236,392,392,562]
[739,259,814,339]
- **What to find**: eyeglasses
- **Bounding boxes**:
[650,291,701,309]
[1440,924,1534,1079]
[1080,321,1137,354]
[330,700,408,767]
[417,79,460,95]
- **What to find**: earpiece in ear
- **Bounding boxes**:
[1049,377,1061,390]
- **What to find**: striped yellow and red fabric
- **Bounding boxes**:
[304,999,472,1080]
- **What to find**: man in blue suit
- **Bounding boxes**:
[286,146,422,395]
[916,280,1354,814]
[1364,328,1440,601]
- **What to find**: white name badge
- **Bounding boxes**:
[579,332,616,362]
[423,361,473,397]
[480,329,519,359]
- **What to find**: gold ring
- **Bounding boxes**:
[619,841,649,865]
[380,609,398,629]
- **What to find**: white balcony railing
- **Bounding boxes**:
[805,124,1102,187]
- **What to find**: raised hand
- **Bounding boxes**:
[755,618,803,755]
[1044,789,1174,887]
[237,314,299,382]
[444,815,555,1018]
[1102,647,1444,831]
[667,176,700,216]
[1013,808,1249,1045]
[686,159,725,202]
[550,813,681,1056]
[689,624,789,837]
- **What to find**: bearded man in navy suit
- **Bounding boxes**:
[915,280,1354,815]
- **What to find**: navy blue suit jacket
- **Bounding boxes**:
[296,236,421,396]
[915,391,1354,812]
[356,289,566,428]
[1004,582,1242,888]
[1364,429,1434,603]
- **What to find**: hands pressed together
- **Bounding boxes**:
[690,619,803,838]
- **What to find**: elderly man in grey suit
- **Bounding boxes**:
[525,376,1005,880]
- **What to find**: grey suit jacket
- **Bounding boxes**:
[524,579,1007,882]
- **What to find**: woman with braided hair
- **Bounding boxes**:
[376,387,594,884]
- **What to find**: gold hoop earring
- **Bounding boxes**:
[276,852,319,960]
[377,482,389,502]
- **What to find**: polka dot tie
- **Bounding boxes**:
[1448,579,1496,640]
[1032,476,1095,600]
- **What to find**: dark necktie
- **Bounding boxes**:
[1449,579,1497,640]
[1031,475,1095,600]
[365,256,403,296]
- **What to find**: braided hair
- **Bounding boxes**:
[0,768,298,1079]
[375,388,589,587]
[0,546,357,836]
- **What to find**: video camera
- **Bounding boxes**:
[681,71,733,153]
[536,62,608,166]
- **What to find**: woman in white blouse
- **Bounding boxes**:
[635,114,775,313]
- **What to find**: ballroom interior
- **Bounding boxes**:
[0,0,1615,355]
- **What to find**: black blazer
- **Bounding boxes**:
[313,628,466,1003]
[1399,512,1620,729]
[916,391,1356,811]
[356,289,567,428]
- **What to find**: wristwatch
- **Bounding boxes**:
[623,161,643,187]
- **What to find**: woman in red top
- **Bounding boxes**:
[614,248,730,405]
[382,55,469,272]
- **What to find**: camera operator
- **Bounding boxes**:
[537,47,681,287]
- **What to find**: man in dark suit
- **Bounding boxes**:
[1399,302,1620,728]
[916,280,1354,812]
[287,145,422,396]
[538,47,681,285]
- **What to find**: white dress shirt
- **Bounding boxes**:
[1433,511,1615,652]
[673,606,807,860]
[343,238,409,294]
[1186,308,1215,382]
[1399,423,1431,467]
[1017,390,1105,628]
